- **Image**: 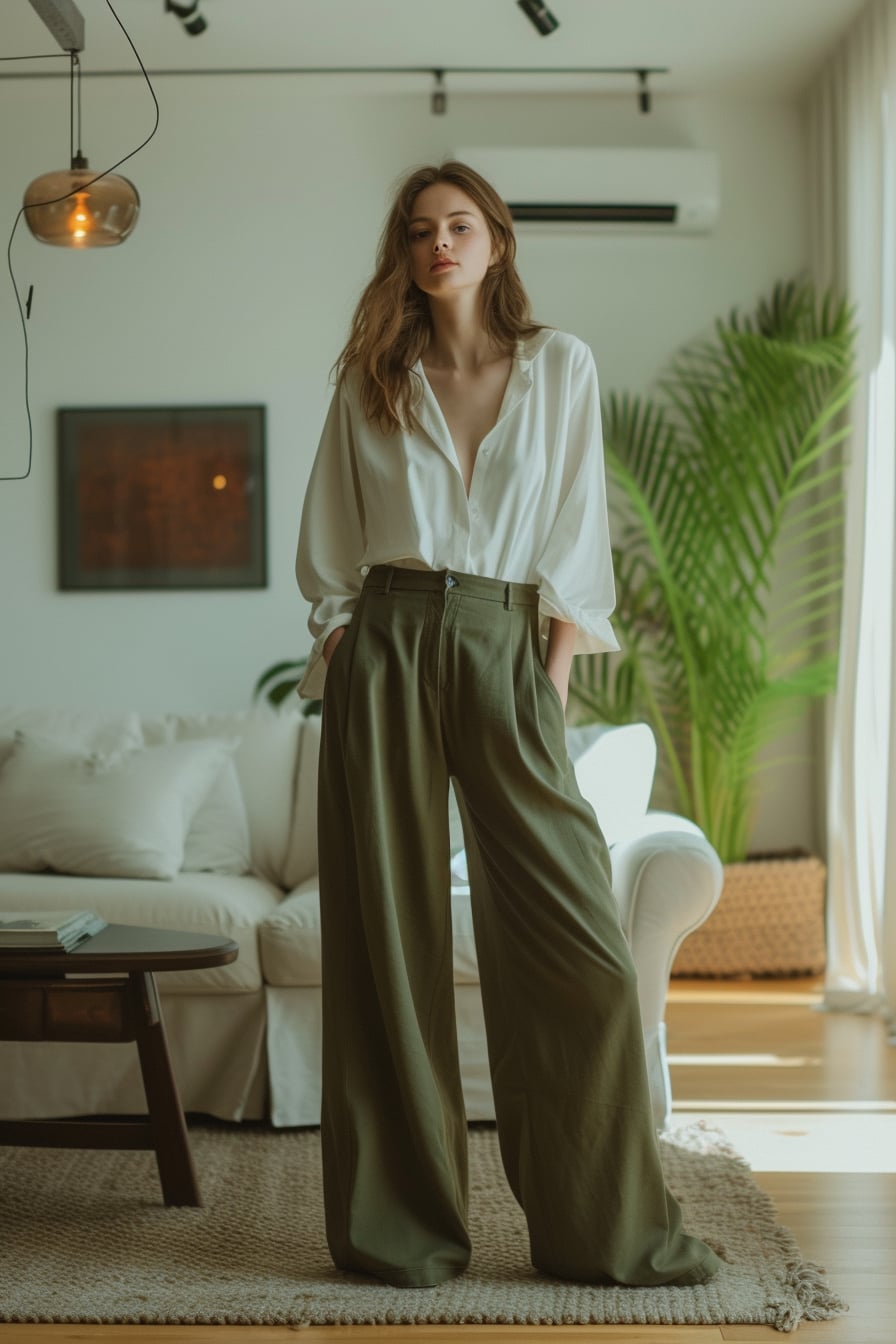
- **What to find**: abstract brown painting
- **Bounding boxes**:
[57,406,266,589]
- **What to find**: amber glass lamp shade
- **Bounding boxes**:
[23,158,139,248]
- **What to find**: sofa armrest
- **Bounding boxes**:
[609,825,722,1129]
[610,827,723,1034]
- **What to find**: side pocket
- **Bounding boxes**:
[533,651,565,715]
[529,612,566,718]
[324,588,367,701]
[527,611,569,775]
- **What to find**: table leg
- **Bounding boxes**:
[131,970,201,1206]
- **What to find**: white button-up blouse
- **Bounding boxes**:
[295,326,619,700]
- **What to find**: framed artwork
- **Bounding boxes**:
[57,404,267,590]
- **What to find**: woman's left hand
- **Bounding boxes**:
[545,617,575,714]
[549,675,569,711]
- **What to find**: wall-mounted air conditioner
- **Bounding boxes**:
[453,147,721,234]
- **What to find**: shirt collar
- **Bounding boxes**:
[514,327,556,368]
[410,327,554,455]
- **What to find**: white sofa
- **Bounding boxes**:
[0,704,722,1131]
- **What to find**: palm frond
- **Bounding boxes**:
[571,276,857,858]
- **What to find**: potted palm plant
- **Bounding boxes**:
[570,276,857,975]
[253,658,320,714]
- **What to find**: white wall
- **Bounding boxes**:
[0,75,814,850]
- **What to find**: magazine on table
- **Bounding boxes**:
[0,911,108,951]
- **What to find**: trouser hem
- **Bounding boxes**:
[531,1245,722,1289]
[335,1260,470,1289]
[662,1247,723,1287]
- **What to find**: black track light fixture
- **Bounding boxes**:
[517,0,559,37]
[164,0,207,36]
[431,70,447,115]
[637,69,651,113]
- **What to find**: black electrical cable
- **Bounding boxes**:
[0,54,72,63]
[2,2,160,482]
[76,53,83,157]
[70,53,77,164]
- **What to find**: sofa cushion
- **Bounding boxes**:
[140,707,304,890]
[0,871,281,992]
[0,734,237,880]
[259,879,481,987]
[568,722,656,843]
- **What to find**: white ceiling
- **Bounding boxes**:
[4,0,869,98]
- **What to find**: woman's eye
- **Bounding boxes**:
[411,230,428,240]
[454,224,469,233]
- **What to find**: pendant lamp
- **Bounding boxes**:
[23,54,139,248]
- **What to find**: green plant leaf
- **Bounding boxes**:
[570,276,856,860]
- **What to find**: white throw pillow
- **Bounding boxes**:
[0,733,237,880]
[181,756,251,875]
[0,707,143,754]
[140,706,303,887]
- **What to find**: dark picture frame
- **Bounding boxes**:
[57,404,267,590]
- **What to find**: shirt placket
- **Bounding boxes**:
[466,361,533,560]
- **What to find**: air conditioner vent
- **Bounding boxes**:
[454,147,720,234]
[508,203,678,225]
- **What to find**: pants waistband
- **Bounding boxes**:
[364,564,541,608]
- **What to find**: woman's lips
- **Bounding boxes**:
[430,260,458,272]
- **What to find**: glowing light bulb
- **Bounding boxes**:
[212,474,227,490]
[68,191,93,245]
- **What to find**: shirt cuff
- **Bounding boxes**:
[296,617,354,701]
[537,594,621,656]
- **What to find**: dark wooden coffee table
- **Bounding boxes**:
[0,923,238,1206]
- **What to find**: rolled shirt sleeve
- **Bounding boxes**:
[533,342,621,656]
[295,377,366,699]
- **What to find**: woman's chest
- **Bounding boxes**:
[423,359,513,494]
[354,366,563,518]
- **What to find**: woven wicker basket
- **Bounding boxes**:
[671,852,827,978]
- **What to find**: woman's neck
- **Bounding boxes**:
[424,295,509,372]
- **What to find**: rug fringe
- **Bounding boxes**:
[765,1251,850,1331]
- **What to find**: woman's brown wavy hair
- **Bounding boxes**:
[332,160,546,434]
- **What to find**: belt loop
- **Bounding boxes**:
[384,566,394,595]
[504,581,513,612]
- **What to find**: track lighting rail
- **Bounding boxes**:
[0,64,668,81]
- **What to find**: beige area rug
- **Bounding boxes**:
[0,1120,846,1331]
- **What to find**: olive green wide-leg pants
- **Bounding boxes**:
[316,563,719,1290]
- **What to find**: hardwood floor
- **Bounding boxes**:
[3,977,894,1343]
[666,978,896,1343]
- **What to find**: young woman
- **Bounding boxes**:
[295,160,720,1291]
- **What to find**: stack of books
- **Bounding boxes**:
[0,910,107,952]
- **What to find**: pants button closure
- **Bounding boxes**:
[445,575,458,588]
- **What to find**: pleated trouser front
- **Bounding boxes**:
[316,563,720,1289]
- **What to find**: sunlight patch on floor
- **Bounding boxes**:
[669,1053,822,1067]
[668,1110,896,1171]
[668,986,825,1006]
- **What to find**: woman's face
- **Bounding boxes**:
[407,182,496,300]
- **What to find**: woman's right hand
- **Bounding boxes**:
[323,627,346,666]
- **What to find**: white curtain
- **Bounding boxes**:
[806,0,896,1040]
